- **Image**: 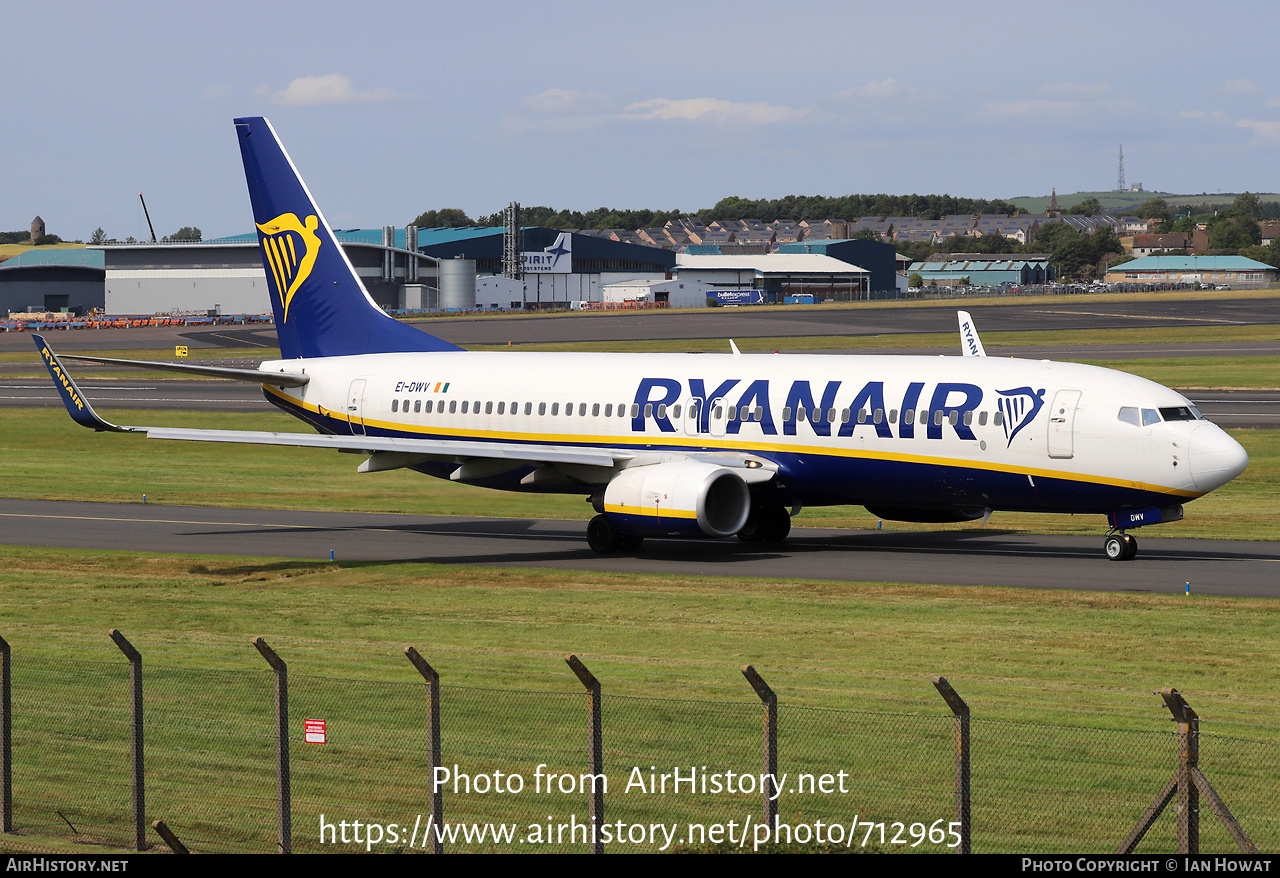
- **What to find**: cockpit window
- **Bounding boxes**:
[1159,406,1200,421]
[1141,408,1161,426]
[1117,407,1140,426]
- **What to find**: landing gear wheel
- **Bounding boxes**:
[760,505,791,543]
[587,514,621,554]
[1105,533,1138,561]
[618,534,644,552]
[738,505,791,544]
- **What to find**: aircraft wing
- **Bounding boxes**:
[33,333,626,471]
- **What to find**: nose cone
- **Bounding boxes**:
[1189,423,1248,492]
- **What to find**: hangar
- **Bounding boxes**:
[1103,255,1277,288]
[94,227,677,315]
[0,249,104,315]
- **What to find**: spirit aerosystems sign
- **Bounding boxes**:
[523,233,572,273]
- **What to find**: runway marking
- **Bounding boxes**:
[0,510,498,539]
[1031,310,1248,324]
[209,332,271,348]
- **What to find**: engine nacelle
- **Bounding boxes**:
[603,460,751,538]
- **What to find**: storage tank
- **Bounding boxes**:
[438,257,476,311]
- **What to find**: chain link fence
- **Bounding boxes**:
[0,636,1274,854]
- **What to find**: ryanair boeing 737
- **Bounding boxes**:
[35,117,1249,561]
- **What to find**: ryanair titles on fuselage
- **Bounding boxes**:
[626,377,1041,442]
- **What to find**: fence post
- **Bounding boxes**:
[404,646,442,854]
[1162,688,1200,854]
[741,666,778,831]
[253,637,290,854]
[109,630,144,852]
[932,676,970,854]
[152,819,189,854]
[0,635,10,834]
[565,655,603,854]
[1118,689,1255,854]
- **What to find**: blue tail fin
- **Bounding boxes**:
[234,116,462,359]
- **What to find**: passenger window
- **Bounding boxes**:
[920,410,929,425]
[644,403,654,418]
[857,409,867,424]
[497,401,505,415]
[630,404,639,418]
[903,408,914,424]
[656,404,666,419]
[753,407,763,422]
[592,403,600,417]
[461,401,469,414]
[525,402,533,416]
[449,400,457,414]
[673,404,681,419]
[551,403,559,416]
[782,406,793,421]
[579,403,587,417]
[1142,408,1161,426]
[827,408,837,424]
[538,402,546,416]
[485,401,493,415]
[934,411,943,426]
[605,403,613,417]
[415,400,422,414]
[888,409,897,424]
[874,408,883,424]
[978,411,987,426]
[962,411,972,426]
[566,402,574,416]
[949,411,958,426]
[392,399,399,412]
[713,405,723,419]
[425,400,433,414]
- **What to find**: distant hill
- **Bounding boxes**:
[1006,191,1280,215]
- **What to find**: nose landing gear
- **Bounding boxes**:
[1104,531,1137,561]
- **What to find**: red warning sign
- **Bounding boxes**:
[304,719,326,744]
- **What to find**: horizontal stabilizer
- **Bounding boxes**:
[62,353,309,387]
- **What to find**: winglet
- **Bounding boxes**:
[729,339,741,357]
[957,311,986,357]
[32,335,134,432]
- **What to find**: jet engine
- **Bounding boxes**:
[602,460,752,538]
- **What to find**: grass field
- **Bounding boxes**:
[0,549,1276,854]
[2,297,1279,853]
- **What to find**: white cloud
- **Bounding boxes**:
[1266,96,1280,109]
[1037,81,1111,99]
[1219,79,1261,96]
[201,84,231,101]
[524,88,613,115]
[1237,118,1280,140]
[622,97,809,124]
[834,78,938,104]
[272,74,402,107]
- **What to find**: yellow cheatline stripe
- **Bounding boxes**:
[604,503,698,519]
[261,386,1202,499]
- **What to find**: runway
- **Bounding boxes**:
[1,498,1276,597]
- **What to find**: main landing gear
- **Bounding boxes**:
[737,504,791,544]
[1104,531,1138,561]
[586,514,643,554]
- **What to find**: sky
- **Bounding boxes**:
[3,0,1277,242]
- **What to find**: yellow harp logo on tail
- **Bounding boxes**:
[256,213,321,322]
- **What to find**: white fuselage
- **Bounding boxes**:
[257,350,1247,517]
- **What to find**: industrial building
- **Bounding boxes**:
[0,249,104,315]
[1104,255,1277,288]
[908,254,1055,287]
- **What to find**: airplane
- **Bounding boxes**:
[34,116,1249,562]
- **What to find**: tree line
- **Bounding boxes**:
[411,193,1022,231]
